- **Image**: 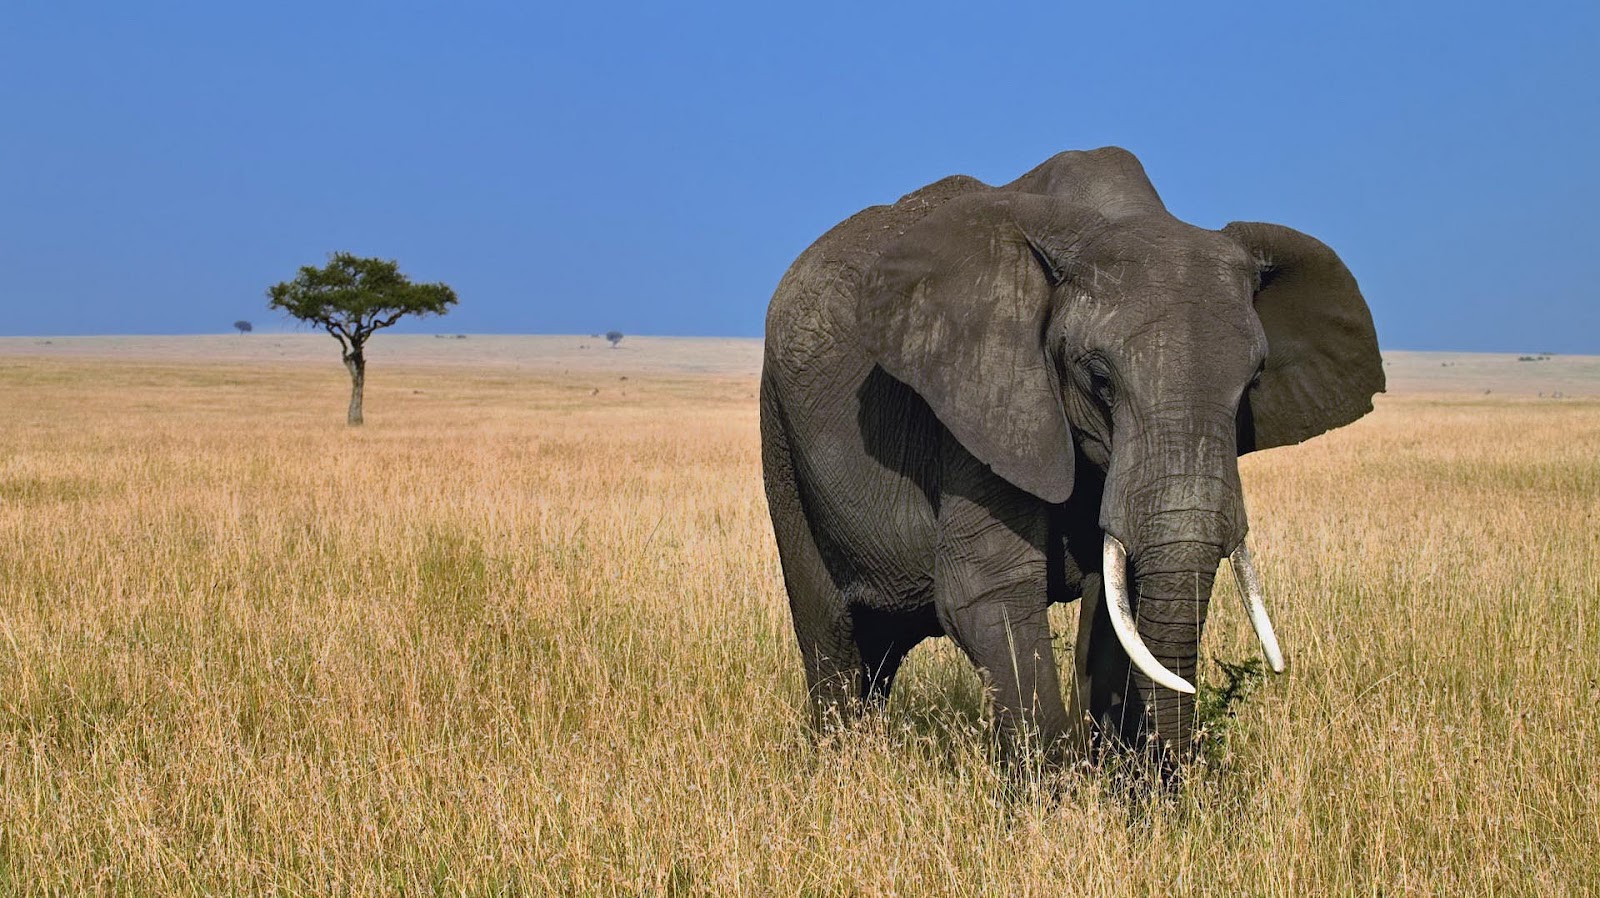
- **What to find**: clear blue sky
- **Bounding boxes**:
[2,1,1596,351]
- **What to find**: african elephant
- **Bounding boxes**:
[760,147,1382,762]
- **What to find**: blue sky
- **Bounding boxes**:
[2,1,1596,351]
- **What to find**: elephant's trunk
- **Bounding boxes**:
[1127,538,1222,754]
[1100,403,1245,757]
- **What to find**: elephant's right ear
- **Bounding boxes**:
[860,193,1095,504]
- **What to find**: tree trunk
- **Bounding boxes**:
[344,349,366,426]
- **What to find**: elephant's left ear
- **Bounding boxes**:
[1224,222,1385,453]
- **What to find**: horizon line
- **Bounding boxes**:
[0,332,1592,358]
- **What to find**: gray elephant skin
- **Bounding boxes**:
[760,147,1382,762]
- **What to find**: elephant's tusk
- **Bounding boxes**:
[1103,535,1196,695]
[1228,541,1286,673]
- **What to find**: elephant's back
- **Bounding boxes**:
[762,172,992,470]
[763,174,989,375]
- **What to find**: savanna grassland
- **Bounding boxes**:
[1,338,1596,896]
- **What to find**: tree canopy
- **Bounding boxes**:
[266,252,457,425]
[267,252,457,355]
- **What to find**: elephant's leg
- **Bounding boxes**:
[938,593,1071,759]
[796,604,865,728]
[762,394,863,728]
[934,449,1076,759]
[1073,572,1137,748]
[774,517,863,725]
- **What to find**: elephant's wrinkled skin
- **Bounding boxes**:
[760,147,1382,762]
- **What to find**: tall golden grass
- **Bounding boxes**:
[1,355,1596,895]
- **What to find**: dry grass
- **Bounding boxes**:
[1,351,1596,895]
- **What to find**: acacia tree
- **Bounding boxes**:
[267,253,457,425]
[233,320,253,334]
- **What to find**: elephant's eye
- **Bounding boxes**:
[1083,358,1114,406]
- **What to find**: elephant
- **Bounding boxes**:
[759,147,1382,764]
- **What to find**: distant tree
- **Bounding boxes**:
[606,330,624,348]
[267,252,457,425]
[233,320,253,334]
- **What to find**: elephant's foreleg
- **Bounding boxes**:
[1073,573,1137,749]
[938,592,1074,759]
[934,448,1078,759]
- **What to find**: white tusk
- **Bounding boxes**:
[1102,535,1196,695]
[1229,541,1286,673]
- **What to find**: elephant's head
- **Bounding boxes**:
[861,148,1382,756]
